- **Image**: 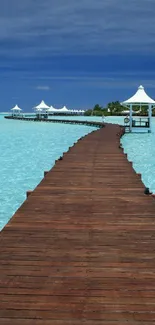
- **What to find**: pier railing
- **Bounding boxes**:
[132,117,150,128]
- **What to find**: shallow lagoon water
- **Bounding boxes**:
[0,114,155,230]
[50,114,155,192]
[0,115,97,230]
[121,126,155,194]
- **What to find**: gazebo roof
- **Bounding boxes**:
[122,85,155,105]
[34,100,50,109]
[59,106,69,112]
[48,106,58,112]
[11,104,22,111]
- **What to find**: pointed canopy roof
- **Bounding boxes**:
[47,106,58,112]
[59,106,69,112]
[122,85,155,105]
[11,104,22,111]
[34,100,50,110]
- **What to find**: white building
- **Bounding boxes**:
[11,104,22,116]
[122,85,155,133]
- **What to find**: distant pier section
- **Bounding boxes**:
[4,115,104,128]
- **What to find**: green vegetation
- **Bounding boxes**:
[84,104,106,116]
[84,101,125,116]
[84,102,155,116]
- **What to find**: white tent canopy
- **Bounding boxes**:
[11,104,22,111]
[34,100,50,110]
[69,109,84,113]
[59,106,69,112]
[122,85,155,106]
[47,106,59,112]
[33,102,84,114]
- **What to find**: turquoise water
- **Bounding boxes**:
[51,115,155,193]
[102,115,155,193]
[0,115,97,230]
[1,114,155,231]
[106,115,155,193]
[121,129,155,194]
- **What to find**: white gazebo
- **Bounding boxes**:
[34,100,50,112]
[35,107,43,118]
[33,100,50,118]
[122,85,155,132]
[11,104,22,116]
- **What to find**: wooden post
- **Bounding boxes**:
[129,104,132,132]
[26,190,32,198]
[148,104,152,133]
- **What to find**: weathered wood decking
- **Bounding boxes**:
[0,124,155,324]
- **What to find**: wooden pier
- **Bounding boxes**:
[0,124,155,324]
[5,115,104,128]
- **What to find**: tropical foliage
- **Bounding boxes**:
[84,101,125,116]
[106,101,124,115]
[84,101,155,116]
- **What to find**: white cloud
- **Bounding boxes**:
[35,85,50,90]
[32,76,155,90]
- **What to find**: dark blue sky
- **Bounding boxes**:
[1,0,155,111]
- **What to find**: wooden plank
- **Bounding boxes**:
[4,116,104,128]
[0,123,155,324]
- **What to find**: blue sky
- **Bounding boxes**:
[1,0,155,111]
